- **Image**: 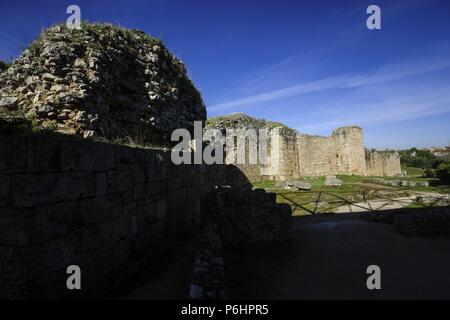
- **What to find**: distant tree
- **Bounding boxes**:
[436,162,450,184]
[399,148,437,169]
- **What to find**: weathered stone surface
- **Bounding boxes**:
[202,187,292,246]
[394,208,450,236]
[95,172,108,196]
[11,172,96,207]
[27,135,61,172]
[0,97,18,109]
[156,198,167,220]
[285,180,311,190]
[368,178,429,188]
[31,201,81,243]
[0,175,10,207]
[207,114,401,181]
[80,196,122,224]
[0,209,30,246]
[0,135,28,172]
[108,170,134,193]
[0,132,238,299]
[0,23,206,145]
[325,175,342,187]
[61,139,115,171]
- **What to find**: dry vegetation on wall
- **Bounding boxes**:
[206,113,297,135]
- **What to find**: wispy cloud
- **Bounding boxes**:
[208,50,450,112]
[293,85,450,132]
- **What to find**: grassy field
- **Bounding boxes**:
[402,165,424,177]
[253,169,450,216]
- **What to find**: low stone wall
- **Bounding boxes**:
[189,187,292,299]
[366,178,429,187]
[361,207,450,236]
[394,207,450,236]
[205,187,292,247]
[189,220,226,300]
[0,132,236,299]
[365,150,402,177]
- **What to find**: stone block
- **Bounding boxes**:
[80,196,122,224]
[27,135,61,172]
[12,172,96,207]
[113,214,131,242]
[325,175,342,187]
[133,183,146,201]
[0,209,31,246]
[0,135,28,173]
[0,174,10,207]
[121,190,133,204]
[286,180,311,190]
[28,236,79,280]
[0,246,30,299]
[79,245,116,293]
[81,220,115,253]
[146,180,166,197]
[61,139,114,171]
[96,172,108,196]
[169,188,187,212]
[168,176,184,191]
[31,201,81,244]
[131,163,146,184]
[114,145,136,164]
[156,198,167,220]
[108,170,133,194]
[139,202,157,225]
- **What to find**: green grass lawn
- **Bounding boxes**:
[402,166,424,177]
[253,171,450,216]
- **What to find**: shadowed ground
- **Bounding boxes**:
[226,213,450,299]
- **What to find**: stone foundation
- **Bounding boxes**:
[0,132,242,299]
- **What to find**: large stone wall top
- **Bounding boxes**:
[0,23,205,145]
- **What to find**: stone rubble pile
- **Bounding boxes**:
[368,178,429,188]
[276,180,312,190]
[0,23,205,144]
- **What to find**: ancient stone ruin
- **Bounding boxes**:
[0,23,205,145]
[206,113,402,182]
[0,22,412,300]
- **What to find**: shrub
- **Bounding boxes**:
[399,147,437,169]
[423,168,436,178]
[436,163,450,184]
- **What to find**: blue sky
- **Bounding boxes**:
[1,0,450,149]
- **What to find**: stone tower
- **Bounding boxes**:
[332,126,366,175]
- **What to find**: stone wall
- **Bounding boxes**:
[189,187,292,299]
[365,150,402,177]
[361,206,450,236]
[0,132,235,299]
[224,125,400,182]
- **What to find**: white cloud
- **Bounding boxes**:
[208,50,450,112]
[294,85,450,132]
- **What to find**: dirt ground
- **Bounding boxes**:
[226,213,450,299]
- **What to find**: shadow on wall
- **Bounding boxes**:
[0,121,254,299]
